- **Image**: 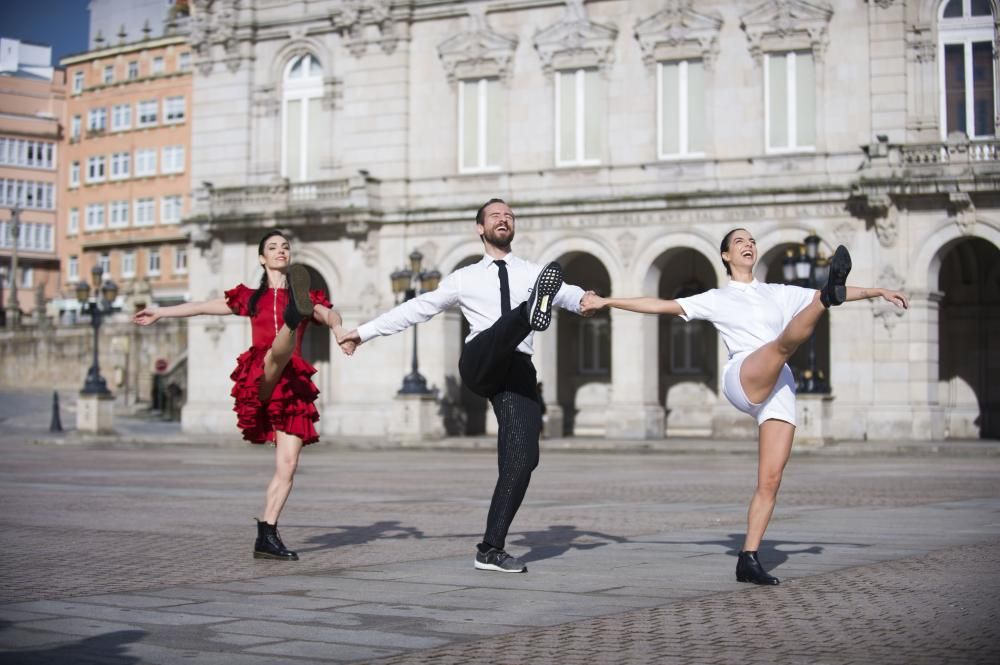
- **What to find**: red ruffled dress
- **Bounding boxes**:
[224,284,331,445]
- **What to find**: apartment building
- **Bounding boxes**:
[0,38,65,321]
[60,34,192,308]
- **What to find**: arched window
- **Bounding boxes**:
[939,0,997,138]
[282,53,323,182]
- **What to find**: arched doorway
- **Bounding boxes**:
[938,237,1000,439]
[299,264,330,391]
[556,252,612,436]
[655,247,718,435]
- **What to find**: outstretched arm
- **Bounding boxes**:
[845,286,908,309]
[133,298,232,325]
[312,304,357,355]
[581,292,686,317]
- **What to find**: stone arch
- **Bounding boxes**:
[290,243,343,296]
[439,239,486,275]
[537,235,623,294]
[911,219,1000,292]
[633,230,724,293]
[753,226,838,282]
[270,39,332,87]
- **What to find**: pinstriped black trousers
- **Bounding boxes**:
[459,304,542,550]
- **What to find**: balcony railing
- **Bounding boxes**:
[862,136,1000,176]
[204,175,379,220]
[898,139,1000,166]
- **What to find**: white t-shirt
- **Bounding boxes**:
[675,279,816,359]
[358,253,585,355]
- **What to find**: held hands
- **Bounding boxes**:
[336,328,361,356]
[580,291,608,317]
[880,289,909,310]
[132,308,161,326]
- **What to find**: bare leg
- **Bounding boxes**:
[262,431,303,524]
[743,419,795,552]
[259,326,297,402]
[740,292,825,404]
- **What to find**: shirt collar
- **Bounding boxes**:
[482,253,515,267]
[727,279,760,292]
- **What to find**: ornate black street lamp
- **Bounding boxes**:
[390,250,441,395]
[4,205,21,328]
[75,264,118,395]
[781,231,830,394]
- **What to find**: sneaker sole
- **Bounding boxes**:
[474,560,527,573]
[528,262,563,331]
[286,264,314,316]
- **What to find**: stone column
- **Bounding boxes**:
[534,313,563,438]
[606,308,664,439]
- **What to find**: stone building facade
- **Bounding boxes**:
[181,0,1000,442]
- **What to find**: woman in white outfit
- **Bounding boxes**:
[581,228,908,584]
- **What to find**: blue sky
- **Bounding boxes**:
[0,0,90,64]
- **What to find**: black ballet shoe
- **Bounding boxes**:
[819,245,852,308]
[736,550,780,585]
[254,519,299,561]
[282,264,313,330]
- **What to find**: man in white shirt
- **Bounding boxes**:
[341,198,589,573]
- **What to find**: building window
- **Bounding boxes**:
[164,96,185,123]
[137,99,158,127]
[98,252,110,277]
[658,60,706,158]
[765,50,816,151]
[173,245,187,274]
[70,161,80,188]
[458,78,502,172]
[109,200,130,228]
[555,68,605,166]
[939,0,996,138]
[135,148,156,176]
[87,107,107,132]
[282,53,324,183]
[121,250,135,278]
[669,319,708,374]
[178,52,191,71]
[134,197,155,227]
[68,255,79,282]
[110,152,131,180]
[21,266,32,289]
[86,155,106,183]
[68,208,79,235]
[161,145,184,174]
[112,103,132,131]
[71,115,81,140]
[161,194,183,224]
[73,71,84,93]
[578,316,611,375]
[152,56,164,74]
[103,64,114,84]
[85,203,105,231]
[127,60,139,79]
[147,248,161,276]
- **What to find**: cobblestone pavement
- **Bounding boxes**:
[0,440,998,664]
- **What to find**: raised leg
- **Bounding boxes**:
[259,326,297,402]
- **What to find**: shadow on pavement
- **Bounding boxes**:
[295,520,425,553]
[0,621,145,665]
[509,524,629,563]
[638,533,871,570]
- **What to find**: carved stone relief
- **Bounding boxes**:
[948,192,976,235]
[533,0,619,75]
[437,6,519,83]
[329,0,400,59]
[872,265,906,333]
[740,0,834,64]
[617,231,637,268]
[847,192,897,247]
[189,0,243,76]
[634,1,723,70]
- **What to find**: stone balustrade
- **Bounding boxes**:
[207,175,378,221]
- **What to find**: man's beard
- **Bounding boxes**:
[483,227,514,249]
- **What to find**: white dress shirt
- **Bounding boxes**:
[675,279,816,359]
[358,253,586,355]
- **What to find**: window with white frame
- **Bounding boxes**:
[459,78,502,172]
[137,99,158,127]
[103,64,114,84]
[135,148,156,176]
[173,245,187,274]
[161,194,183,224]
[765,50,816,151]
[68,255,79,282]
[555,68,605,166]
[86,155,106,183]
[178,52,191,71]
[152,56,164,74]
[98,252,110,277]
[112,103,132,131]
[21,266,32,289]
[161,145,184,174]
[939,0,997,138]
[0,140,55,169]
[122,249,135,278]
[73,71,84,93]
[110,152,130,180]
[70,161,80,188]
[147,248,161,275]
[127,60,139,79]
[282,53,324,182]
[68,207,79,235]
[87,107,107,132]
[164,96,185,123]
[85,203,105,231]
[109,200,129,228]
[71,115,81,140]
[134,197,155,226]
[658,60,706,158]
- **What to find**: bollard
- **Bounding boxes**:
[50,391,63,432]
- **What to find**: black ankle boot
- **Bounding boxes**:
[819,245,852,308]
[736,551,779,585]
[254,519,299,561]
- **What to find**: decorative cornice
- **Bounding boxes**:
[329,0,402,58]
[634,1,724,70]
[740,0,834,64]
[533,0,619,75]
[437,6,519,83]
[189,0,243,76]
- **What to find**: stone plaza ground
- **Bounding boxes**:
[0,390,998,664]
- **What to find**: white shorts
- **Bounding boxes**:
[722,351,797,426]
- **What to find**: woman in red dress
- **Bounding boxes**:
[134,230,350,560]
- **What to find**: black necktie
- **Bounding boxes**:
[494,259,511,314]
